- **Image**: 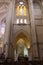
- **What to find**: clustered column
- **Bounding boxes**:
[28,0,39,59]
[4,2,13,58]
[8,0,16,59]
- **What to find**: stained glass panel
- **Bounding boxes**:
[16,2,27,16]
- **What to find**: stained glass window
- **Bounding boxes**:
[0,23,5,38]
[16,2,27,16]
[16,19,27,24]
[0,23,5,48]
[17,19,19,24]
[24,19,27,24]
[20,19,23,23]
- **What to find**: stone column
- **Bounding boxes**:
[42,1,43,23]
[4,2,13,58]
[28,0,39,59]
[8,0,16,59]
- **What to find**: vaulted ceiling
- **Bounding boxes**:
[0,4,8,23]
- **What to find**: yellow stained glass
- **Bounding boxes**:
[16,5,27,16]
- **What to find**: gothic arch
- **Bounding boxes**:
[13,29,31,40]
[13,31,31,48]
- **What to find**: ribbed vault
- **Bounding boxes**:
[13,32,31,49]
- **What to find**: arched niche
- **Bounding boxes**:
[13,32,31,58]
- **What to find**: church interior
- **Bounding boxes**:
[0,0,43,65]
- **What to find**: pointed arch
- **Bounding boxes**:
[13,32,31,48]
